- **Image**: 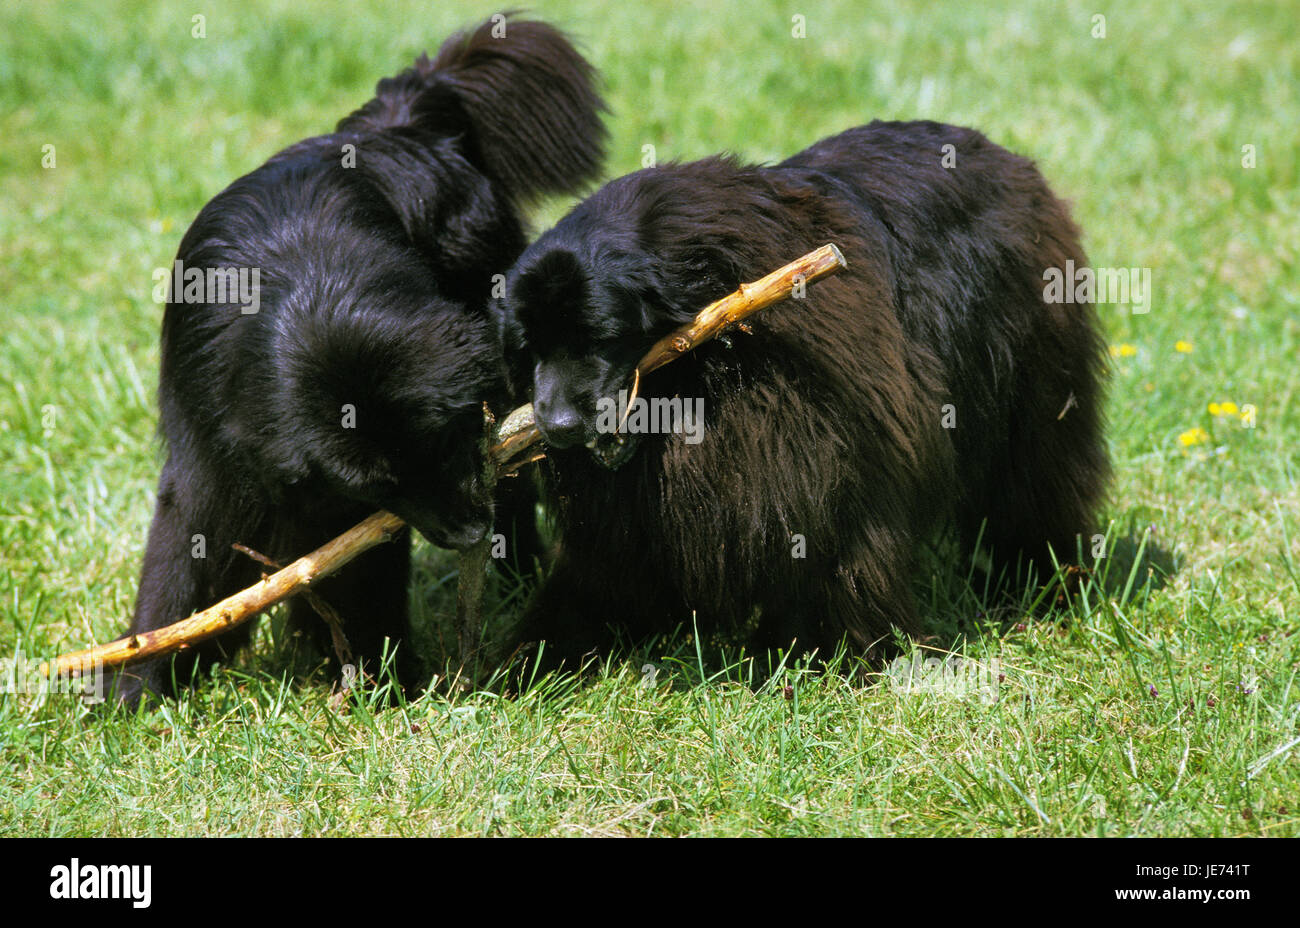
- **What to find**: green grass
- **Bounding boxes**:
[1,0,1297,836]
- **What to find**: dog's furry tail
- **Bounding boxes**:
[341,15,606,204]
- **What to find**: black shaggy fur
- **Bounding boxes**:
[499,120,1109,668]
[110,17,606,705]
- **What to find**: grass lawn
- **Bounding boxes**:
[1,0,1296,837]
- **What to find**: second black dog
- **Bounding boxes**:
[111,17,606,705]
[500,120,1109,668]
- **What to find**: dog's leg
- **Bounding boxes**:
[109,455,265,706]
[757,533,922,666]
[492,472,546,578]
[276,511,416,691]
[513,553,673,676]
[979,353,1109,590]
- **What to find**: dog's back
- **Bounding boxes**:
[780,120,1109,573]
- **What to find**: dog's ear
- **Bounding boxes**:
[514,248,590,330]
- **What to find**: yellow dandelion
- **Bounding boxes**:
[1208,402,1221,416]
[1175,340,1193,353]
[1220,401,1238,415]
[1179,427,1210,447]
[1109,343,1137,358]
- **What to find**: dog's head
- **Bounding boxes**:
[171,161,508,551]
[266,278,505,551]
[499,170,742,468]
[502,246,652,467]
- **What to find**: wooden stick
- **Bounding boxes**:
[489,402,543,473]
[453,402,500,668]
[39,245,846,678]
[39,511,405,679]
[454,533,491,667]
[489,243,846,468]
[637,243,845,375]
[232,542,354,665]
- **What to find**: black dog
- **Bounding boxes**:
[111,17,606,705]
[499,120,1109,668]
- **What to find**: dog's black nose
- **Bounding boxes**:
[535,402,586,448]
